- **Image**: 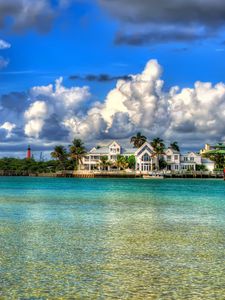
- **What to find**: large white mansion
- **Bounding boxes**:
[82,141,214,173]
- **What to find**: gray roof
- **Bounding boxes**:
[201,158,214,163]
[90,147,109,154]
[89,146,135,155]
[121,147,136,154]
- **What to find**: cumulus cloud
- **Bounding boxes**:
[99,0,225,45]
[24,101,49,138]
[1,59,225,151]
[0,39,11,49]
[0,0,92,34]
[166,81,225,144]
[0,122,16,138]
[24,77,91,139]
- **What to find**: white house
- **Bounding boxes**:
[82,141,136,171]
[82,140,215,173]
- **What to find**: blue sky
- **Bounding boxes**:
[1,0,225,156]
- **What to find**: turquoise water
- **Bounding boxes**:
[0,177,225,299]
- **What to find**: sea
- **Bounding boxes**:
[0,177,225,299]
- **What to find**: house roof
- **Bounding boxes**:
[134,141,153,155]
[121,148,136,154]
[202,158,214,163]
[89,146,136,155]
[166,147,180,154]
[90,147,109,154]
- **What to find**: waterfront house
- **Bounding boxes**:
[164,148,202,171]
[82,140,214,173]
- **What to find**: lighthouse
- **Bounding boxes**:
[27,145,31,159]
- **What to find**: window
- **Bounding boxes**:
[174,155,179,160]
[175,165,179,170]
[190,157,194,161]
[167,155,172,161]
[142,153,150,162]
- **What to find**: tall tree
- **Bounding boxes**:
[150,138,165,170]
[128,155,136,170]
[170,141,180,152]
[99,155,111,170]
[51,145,68,170]
[130,132,147,148]
[116,155,129,170]
[69,139,86,170]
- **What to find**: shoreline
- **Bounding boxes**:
[0,170,224,179]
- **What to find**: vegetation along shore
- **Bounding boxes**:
[0,133,225,179]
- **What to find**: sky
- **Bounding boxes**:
[1,0,225,157]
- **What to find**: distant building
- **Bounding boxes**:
[82,140,215,173]
[200,142,225,154]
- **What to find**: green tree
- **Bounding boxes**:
[130,132,147,148]
[151,137,165,170]
[99,155,111,170]
[116,155,129,170]
[69,139,86,170]
[196,164,208,171]
[51,145,68,170]
[159,157,167,170]
[128,155,136,169]
[170,141,180,152]
[203,150,225,170]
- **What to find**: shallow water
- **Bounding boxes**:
[0,177,225,299]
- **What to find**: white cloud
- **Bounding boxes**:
[24,101,49,138]
[0,58,224,148]
[0,122,16,138]
[24,119,45,139]
[24,78,91,139]
[0,39,11,50]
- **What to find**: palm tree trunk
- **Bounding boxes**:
[157,155,159,171]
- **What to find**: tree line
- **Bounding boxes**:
[0,133,223,173]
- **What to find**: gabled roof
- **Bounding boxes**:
[90,147,109,154]
[135,141,154,156]
[165,147,180,154]
[109,140,121,148]
[181,152,200,157]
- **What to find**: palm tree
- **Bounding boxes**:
[51,145,68,170]
[69,139,86,170]
[99,155,111,170]
[170,141,180,152]
[150,138,165,170]
[130,132,147,148]
[116,155,129,170]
